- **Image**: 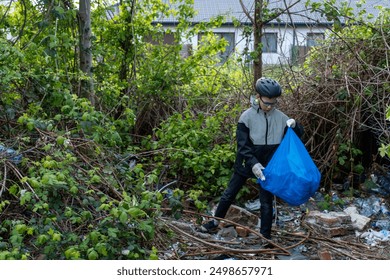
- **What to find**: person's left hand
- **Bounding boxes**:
[252,163,266,181]
[286,119,296,128]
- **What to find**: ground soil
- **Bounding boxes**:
[156,190,390,260]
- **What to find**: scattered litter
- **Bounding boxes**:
[276,245,308,260]
[366,173,390,196]
[355,196,382,217]
[360,229,390,246]
[0,144,22,164]
[343,206,371,231]
[372,220,390,230]
[217,226,238,240]
[380,204,390,216]
[305,210,354,237]
[158,177,390,259]
[213,254,238,260]
[245,199,261,211]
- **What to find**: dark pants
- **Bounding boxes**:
[214,172,274,239]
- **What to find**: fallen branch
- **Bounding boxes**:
[181,209,290,254]
[165,220,287,256]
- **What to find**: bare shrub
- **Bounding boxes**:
[280,23,390,189]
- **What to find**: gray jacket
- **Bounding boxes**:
[233,98,304,178]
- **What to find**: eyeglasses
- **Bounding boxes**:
[260,97,278,107]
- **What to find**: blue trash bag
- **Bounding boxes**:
[258,127,321,206]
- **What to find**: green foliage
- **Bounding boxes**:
[379,107,390,158]
[0,181,163,260]
[1,0,386,261]
[0,0,248,260]
[153,108,238,197]
[0,39,24,108]
[336,139,364,175]
[295,4,389,187]
[316,194,332,211]
[0,117,161,260]
[317,193,345,211]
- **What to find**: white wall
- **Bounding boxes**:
[163,24,329,65]
[181,25,247,53]
[244,25,329,65]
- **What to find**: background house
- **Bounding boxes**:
[149,0,387,65]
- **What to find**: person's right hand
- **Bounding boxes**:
[286,119,296,128]
[252,163,266,181]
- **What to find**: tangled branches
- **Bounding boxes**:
[280,21,390,188]
[154,209,388,260]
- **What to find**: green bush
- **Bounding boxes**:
[153,108,238,198]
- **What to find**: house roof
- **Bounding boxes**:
[155,0,388,26]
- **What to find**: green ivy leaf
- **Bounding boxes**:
[119,211,128,224]
[87,249,99,260]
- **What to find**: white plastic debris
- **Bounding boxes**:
[360,228,390,246]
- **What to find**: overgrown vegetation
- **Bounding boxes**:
[280,4,390,188]
[0,0,388,259]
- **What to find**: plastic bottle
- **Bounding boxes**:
[373,220,390,230]
[358,196,382,217]
[372,198,382,215]
[380,204,390,216]
[380,230,390,241]
[0,145,22,164]
[331,192,339,202]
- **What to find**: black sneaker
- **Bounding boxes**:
[200,220,219,233]
[262,242,275,249]
[261,238,275,249]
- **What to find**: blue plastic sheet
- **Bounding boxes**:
[258,127,321,206]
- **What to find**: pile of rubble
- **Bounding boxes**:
[158,173,390,260]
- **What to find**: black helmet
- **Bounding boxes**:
[255,77,282,98]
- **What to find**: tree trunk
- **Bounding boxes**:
[78,0,95,106]
[119,0,136,86]
[253,0,263,88]
[114,0,137,119]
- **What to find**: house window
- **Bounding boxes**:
[198,32,235,61]
[216,32,235,60]
[145,33,175,45]
[307,33,324,47]
[262,33,277,53]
